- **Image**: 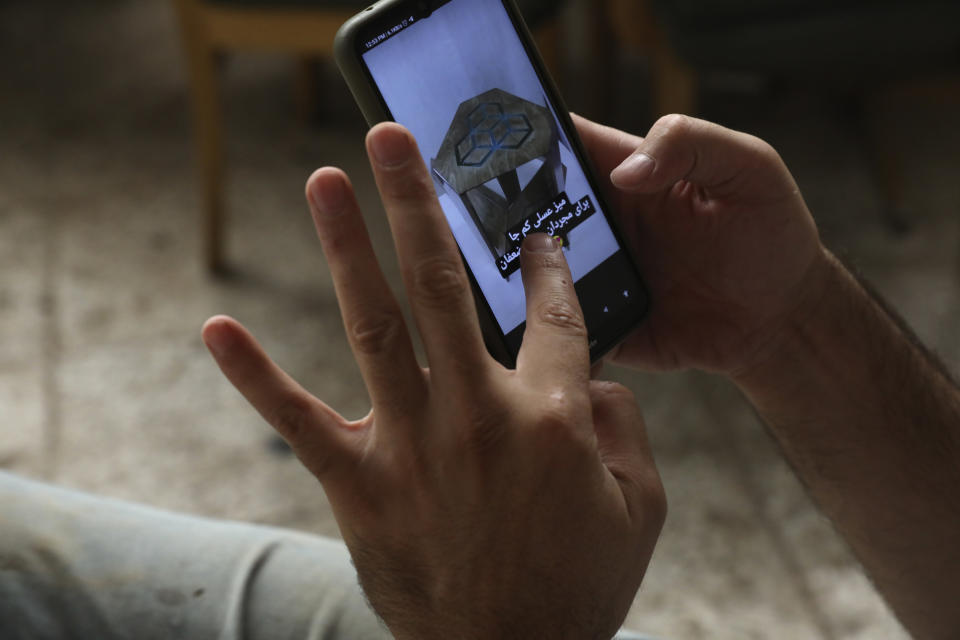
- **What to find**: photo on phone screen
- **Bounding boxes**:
[350,0,648,360]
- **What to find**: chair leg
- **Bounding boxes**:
[603,0,699,120]
[535,21,562,88]
[841,94,910,236]
[195,51,226,272]
[295,55,321,123]
[174,0,227,273]
[652,52,698,118]
[592,0,621,122]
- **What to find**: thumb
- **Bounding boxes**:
[589,380,665,523]
[572,113,644,179]
[610,114,785,197]
[589,380,655,470]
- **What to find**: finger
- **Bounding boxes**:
[202,315,358,480]
[590,361,605,380]
[516,234,590,391]
[589,381,654,464]
[572,113,644,180]
[365,123,489,379]
[609,113,781,196]
[306,168,428,416]
[589,381,665,529]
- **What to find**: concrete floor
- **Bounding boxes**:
[2,1,959,638]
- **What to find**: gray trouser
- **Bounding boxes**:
[0,471,652,639]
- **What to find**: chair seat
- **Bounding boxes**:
[205,0,561,28]
[206,0,368,7]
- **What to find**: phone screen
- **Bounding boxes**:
[357,0,647,357]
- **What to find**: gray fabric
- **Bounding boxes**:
[0,471,654,639]
[0,472,387,640]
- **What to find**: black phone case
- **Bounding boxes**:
[333,0,647,366]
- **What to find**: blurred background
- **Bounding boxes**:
[1,0,959,637]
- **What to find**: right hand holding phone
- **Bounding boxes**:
[575,114,829,377]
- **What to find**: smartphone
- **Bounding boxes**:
[335,0,649,366]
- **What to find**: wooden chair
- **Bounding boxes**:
[172,0,564,272]
[606,0,960,119]
[603,0,960,234]
[604,0,697,119]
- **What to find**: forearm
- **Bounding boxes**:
[733,248,960,639]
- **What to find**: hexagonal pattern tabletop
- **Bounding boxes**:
[433,88,554,194]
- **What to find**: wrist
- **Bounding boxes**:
[729,245,839,394]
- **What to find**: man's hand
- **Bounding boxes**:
[575,115,960,638]
[202,123,666,640]
[575,113,827,375]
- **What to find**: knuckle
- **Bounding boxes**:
[596,381,635,401]
[753,138,785,168]
[653,113,693,139]
[533,296,587,337]
[593,382,643,416]
[410,258,468,308]
[531,391,581,438]
[381,170,437,203]
[738,134,791,181]
[515,389,595,465]
[349,311,403,355]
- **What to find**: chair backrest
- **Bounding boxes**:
[195,0,565,30]
[649,0,960,75]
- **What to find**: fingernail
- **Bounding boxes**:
[524,233,560,253]
[202,318,232,357]
[204,333,225,357]
[308,169,347,216]
[611,152,656,185]
[369,126,412,167]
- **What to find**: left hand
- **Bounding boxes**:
[202,123,666,640]
[574,114,825,376]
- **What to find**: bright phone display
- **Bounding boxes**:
[340,0,648,362]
